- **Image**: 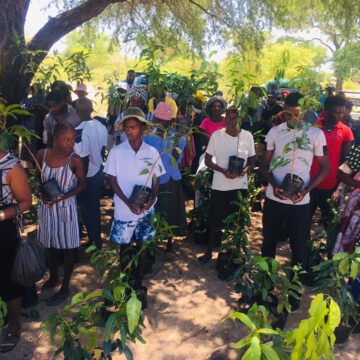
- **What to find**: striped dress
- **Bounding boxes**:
[37,151,80,249]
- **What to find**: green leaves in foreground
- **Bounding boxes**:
[127,292,142,334]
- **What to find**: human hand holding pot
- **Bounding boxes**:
[143,197,156,212]
[41,194,65,206]
[292,188,308,204]
[273,186,287,201]
[126,200,143,215]
[223,170,238,179]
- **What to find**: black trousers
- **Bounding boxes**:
[262,197,311,269]
[310,188,336,226]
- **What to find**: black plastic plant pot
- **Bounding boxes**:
[39,178,64,202]
[216,251,239,281]
[129,185,152,210]
[193,229,207,245]
[271,312,288,330]
[228,156,245,176]
[136,286,148,310]
[0,133,14,152]
[281,173,304,199]
[334,325,352,344]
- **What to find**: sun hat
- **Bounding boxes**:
[120,107,150,124]
[153,102,173,121]
[74,83,88,95]
[205,95,227,116]
[226,104,239,114]
[194,91,206,103]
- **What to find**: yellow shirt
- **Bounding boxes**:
[148,96,178,118]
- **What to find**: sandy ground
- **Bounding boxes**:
[4,201,360,360]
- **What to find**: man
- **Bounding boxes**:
[260,91,283,136]
[72,83,89,110]
[310,95,354,226]
[274,92,303,126]
[43,90,81,147]
[75,98,107,249]
[125,70,136,92]
[342,101,360,144]
[261,106,329,270]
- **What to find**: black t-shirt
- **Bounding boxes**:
[262,103,283,121]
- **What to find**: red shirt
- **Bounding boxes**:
[310,113,354,189]
[199,117,225,137]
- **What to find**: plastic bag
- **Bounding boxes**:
[12,236,46,286]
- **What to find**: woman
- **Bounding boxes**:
[199,95,227,147]
[144,102,187,252]
[114,85,148,144]
[0,150,32,353]
[36,123,86,306]
[333,144,360,254]
[198,106,256,264]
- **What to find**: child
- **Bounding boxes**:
[104,107,165,288]
[37,123,86,305]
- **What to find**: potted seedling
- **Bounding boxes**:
[312,249,360,344]
[234,256,279,311]
[217,193,250,280]
[189,168,213,245]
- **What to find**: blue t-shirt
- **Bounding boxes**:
[144,131,186,184]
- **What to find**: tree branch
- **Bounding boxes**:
[309,37,336,53]
[27,0,126,53]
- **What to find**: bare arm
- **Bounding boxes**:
[338,170,360,189]
[63,155,87,200]
[205,153,226,174]
[1,164,32,221]
[243,155,256,174]
[341,141,353,163]
[260,149,278,188]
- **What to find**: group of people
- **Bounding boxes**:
[0,70,359,354]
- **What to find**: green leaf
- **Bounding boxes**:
[123,346,134,360]
[229,312,256,331]
[232,336,252,350]
[71,292,84,305]
[338,257,350,275]
[258,328,279,335]
[249,336,261,360]
[104,312,119,342]
[261,343,280,360]
[84,289,102,301]
[126,292,142,334]
[350,261,358,279]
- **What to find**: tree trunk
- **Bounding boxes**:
[0,0,126,104]
[336,76,343,91]
[0,0,31,104]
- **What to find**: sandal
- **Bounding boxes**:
[45,289,70,306]
[0,333,20,353]
[41,278,60,291]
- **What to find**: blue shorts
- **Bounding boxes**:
[110,210,155,245]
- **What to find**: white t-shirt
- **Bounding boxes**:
[206,128,256,191]
[104,140,165,221]
[265,122,327,205]
[74,120,108,177]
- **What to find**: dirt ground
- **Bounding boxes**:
[4,199,360,360]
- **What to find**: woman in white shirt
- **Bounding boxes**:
[198,106,256,264]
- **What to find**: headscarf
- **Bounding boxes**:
[127,85,148,105]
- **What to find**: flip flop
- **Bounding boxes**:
[0,333,20,353]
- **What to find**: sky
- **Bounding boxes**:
[25,0,332,69]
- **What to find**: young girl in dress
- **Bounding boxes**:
[36,123,86,305]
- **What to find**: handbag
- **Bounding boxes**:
[11,205,46,286]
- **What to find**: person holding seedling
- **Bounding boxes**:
[261,97,330,270]
[310,95,354,227]
[104,107,165,289]
[144,102,187,253]
[198,105,256,264]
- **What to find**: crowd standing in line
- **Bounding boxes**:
[0,71,360,353]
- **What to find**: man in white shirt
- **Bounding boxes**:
[261,114,330,271]
[75,98,107,249]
